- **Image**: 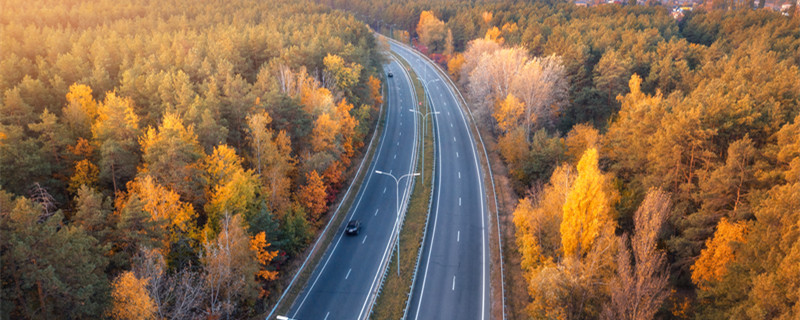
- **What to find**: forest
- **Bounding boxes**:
[0,0,384,318]
[332,0,800,318]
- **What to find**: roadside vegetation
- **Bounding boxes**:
[330,1,800,318]
[0,0,385,318]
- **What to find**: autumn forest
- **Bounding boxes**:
[2,0,800,319]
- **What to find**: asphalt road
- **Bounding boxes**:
[287,58,420,320]
[390,41,491,320]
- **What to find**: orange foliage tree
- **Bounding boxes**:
[691,218,748,290]
[298,170,327,224]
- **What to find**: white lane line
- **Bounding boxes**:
[450,122,453,128]
[383,187,387,194]
[453,137,456,142]
[400,131,402,136]
[458,172,461,179]
[346,268,352,279]
[458,231,460,242]
[459,197,462,206]
[375,209,379,216]
[397,141,400,146]
[452,276,456,291]
[456,152,459,158]
[324,312,330,320]
[394,154,397,159]
[363,235,368,244]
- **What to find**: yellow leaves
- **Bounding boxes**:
[502,22,519,34]
[298,170,327,224]
[127,175,197,247]
[69,159,99,193]
[336,99,358,162]
[249,231,278,282]
[416,10,447,51]
[300,85,334,116]
[494,93,524,133]
[367,75,382,107]
[203,145,259,233]
[561,148,617,257]
[204,144,245,186]
[448,53,465,79]
[484,26,504,44]
[498,127,527,177]
[481,11,493,25]
[66,83,98,121]
[93,92,139,141]
[691,218,748,290]
[110,271,156,320]
[323,54,362,93]
[310,99,359,164]
[513,198,552,277]
[311,113,337,153]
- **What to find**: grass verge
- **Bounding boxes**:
[369,51,435,319]
[261,71,390,319]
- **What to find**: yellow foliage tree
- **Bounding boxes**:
[484,26,504,44]
[481,11,493,24]
[494,93,524,133]
[109,271,156,320]
[138,112,205,204]
[335,99,358,165]
[203,145,260,234]
[691,218,748,290]
[246,112,294,216]
[311,113,338,153]
[300,85,334,116]
[323,54,362,96]
[126,175,197,249]
[367,75,383,108]
[69,159,99,194]
[561,148,617,257]
[502,22,519,34]
[448,53,466,80]
[416,10,446,52]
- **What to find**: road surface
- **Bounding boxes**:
[390,40,491,320]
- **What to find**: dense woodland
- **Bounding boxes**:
[2,0,799,318]
[334,0,800,318]
[0,0,384,318]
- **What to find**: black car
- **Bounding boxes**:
[387,72,393,78]
[345,219,361,235]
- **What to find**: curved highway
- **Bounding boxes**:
[287,58,420,320]
[390,40,491,320]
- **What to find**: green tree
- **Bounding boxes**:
[138,112,205,205]
[1,197,110,319]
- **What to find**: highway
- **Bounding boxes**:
[390,40,491,320]
[287,57,420,319]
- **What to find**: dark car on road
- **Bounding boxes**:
[345,219,361,235]
[387,72,393,78]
